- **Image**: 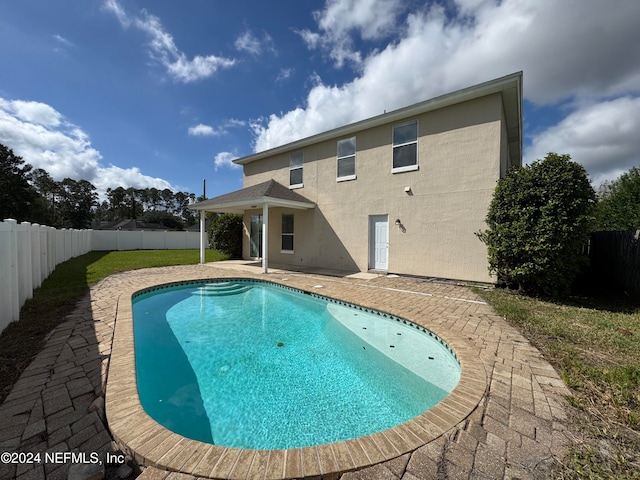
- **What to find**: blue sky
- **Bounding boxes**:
[1,0,639,201]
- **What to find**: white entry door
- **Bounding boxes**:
[369,215,389,271]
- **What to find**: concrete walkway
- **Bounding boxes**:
[0,264,572,479]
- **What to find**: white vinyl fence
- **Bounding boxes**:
[92,230,200,251]
[0,219,202,334]
[0,219,92,334]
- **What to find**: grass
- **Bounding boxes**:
[0,249,227,403]
[477,288,640,479]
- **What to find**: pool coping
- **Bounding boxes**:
[106,276,487,479]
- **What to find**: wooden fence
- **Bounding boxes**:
[589,230,640,298]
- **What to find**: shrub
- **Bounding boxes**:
[207,213,243,258]
[595,166,640,231]
[477,153,596,297]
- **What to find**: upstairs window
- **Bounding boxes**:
[281,214,294,253]
[392,120,418,173]
[289,152,303,188]
[337,137,356,182]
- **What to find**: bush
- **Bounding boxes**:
[595,166,640,231]
[477,153,596,297]
[207,213,243,258]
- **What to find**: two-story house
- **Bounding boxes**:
[192,72,522,283]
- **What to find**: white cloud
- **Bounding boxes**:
[0,99,62,127]
[214,151,241,171]
[317,0,402,40]
[525,96,640,185]
[226,119,247,128]
[188,124,220,137]
[52,34,76,54]
[188,119,246,137]
[276,68,293,82]
[103,0,235,83]
[234,29,276,58]
[254,0,640,186]
[299,0,405,67]
[0,98,174,197]
[95,165,173,195]
[101,0,130,27]
[235,30,261,56]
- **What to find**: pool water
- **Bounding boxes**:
[132,280,461,450]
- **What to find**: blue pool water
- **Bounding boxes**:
[132,280,460,450]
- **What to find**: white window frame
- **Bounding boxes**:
[392,120,419,173]
[289,152,303,189]
[336,136,357,182]
[281,213,294,254]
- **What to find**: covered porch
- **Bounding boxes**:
[189,179,315,273]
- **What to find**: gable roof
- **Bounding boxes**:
[190,179,315,213]
[235,71,522,169]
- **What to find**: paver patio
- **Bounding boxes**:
[0,263,572,479]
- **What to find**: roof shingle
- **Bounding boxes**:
[190,179,314,211]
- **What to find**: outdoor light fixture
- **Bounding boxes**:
[395,219,401,225]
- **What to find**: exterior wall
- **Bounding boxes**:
[243,207,317,267]
[242,93,506,283]
[500,104,510,178]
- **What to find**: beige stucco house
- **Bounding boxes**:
[192,72,522,283]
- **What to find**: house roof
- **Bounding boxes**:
[92,219,168,231]
[235,71,523,169]
[189,179,315,213]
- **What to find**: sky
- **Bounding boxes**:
[1,0,639,203]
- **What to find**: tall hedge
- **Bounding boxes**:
[477,153,596,297]
[207,213,243,259]
[595,166,640,231]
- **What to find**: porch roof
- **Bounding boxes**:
[190,179,316,213]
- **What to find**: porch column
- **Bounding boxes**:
[199,211,206,264]
[262,203,269,273]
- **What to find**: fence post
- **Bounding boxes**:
[39,224,48,283]
[17,221,33,307]
[31,223,43,289]
[2,219,20,329]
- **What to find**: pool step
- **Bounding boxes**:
[192,283,252,297]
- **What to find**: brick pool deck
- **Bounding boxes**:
[0,263,572,479]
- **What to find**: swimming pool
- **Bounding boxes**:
[132,279,461,450]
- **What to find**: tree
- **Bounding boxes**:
[29,168,60,225]
[142,210,184,230]
[57,178,98,228]
[477,153,596,297]
[106,187,128,220]
[595,166,640,230]
[207,213,243,258]
[0,143,38,222]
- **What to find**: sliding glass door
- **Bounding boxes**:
[250,214,263,258]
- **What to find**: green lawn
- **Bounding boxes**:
[0,249,227,402]
[478,288,640,479]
